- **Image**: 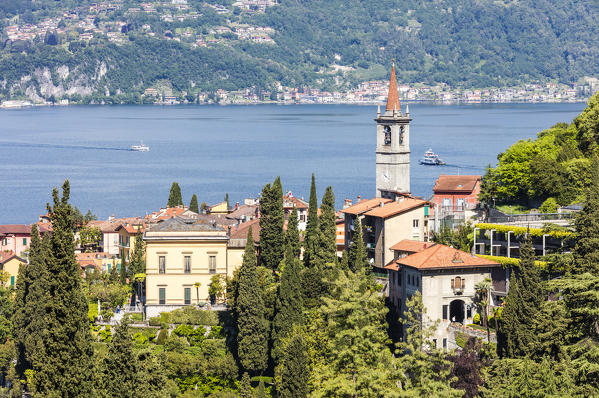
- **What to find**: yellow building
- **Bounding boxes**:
[116,223,144,264]
[208,201,229,214]
[0,251,26,288]
[144,217,233,316]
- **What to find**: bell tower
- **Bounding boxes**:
[375,61,411,198]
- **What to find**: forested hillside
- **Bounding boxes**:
[1,0,599,103]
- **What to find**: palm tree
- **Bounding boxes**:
[194,282,201,306]
[474,277,492,342]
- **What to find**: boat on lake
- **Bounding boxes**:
[419,148,445,165]
[130,142,150,152]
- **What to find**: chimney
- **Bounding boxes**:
[235,202,239,210]
[357,195,361,201]
[343,198,352,208]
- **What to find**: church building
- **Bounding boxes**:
[342,62,430,269]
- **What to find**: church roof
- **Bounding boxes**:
[385,62,401,112]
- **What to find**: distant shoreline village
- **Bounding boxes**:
[0,80,592,109]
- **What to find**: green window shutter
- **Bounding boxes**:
[10,276,15,287]
[23,238,27,245]
[184,288,191,305]
[424,205,429,217]
[159,288,166,304]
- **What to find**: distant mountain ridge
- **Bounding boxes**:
[1,0,599,103]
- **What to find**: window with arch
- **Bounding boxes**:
[384,125,391,145]
[399,125,405,144]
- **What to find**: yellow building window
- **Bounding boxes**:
[209,256,216,274]
[184,256,191,274]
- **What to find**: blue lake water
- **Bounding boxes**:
[0,102,587,224]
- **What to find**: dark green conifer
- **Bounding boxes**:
[128,232,146,277]
[13,225,49,381]
[348,217,368,273]
[99,321,138,397]
[272,253,304,361]
[497,235,544,358]
[167,182,183,207]
[224,192,230,209]
[259,178,284,270]
[189,194,199,213]
[304,174,319,268]
[236,228,269,374]
[239,372,253,398]
[572,156,599,274]
[315,186,337,267]
[30,181,95,396]
[285,207,301,259]
[276,330,309,398]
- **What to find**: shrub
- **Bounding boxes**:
[473,313,481,325]
[188,326,207,346]
[149,316,161,327]
[101,309,114,322]
[133,332,148,346]
[206,325,223,339]
[99,325,112,343]
[539,197,558,213]
[156,329,168,345]
[454,332,468,348]
[88,303,98,324]
[164,335,188,352]
[173,324,194,338]
[160,312,171,324]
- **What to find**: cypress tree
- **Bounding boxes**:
[572,156,599,274]
[272,255,304,362]
[348,217,368,273]
[276,330,309,398]
[315,186,337,267]
[236,228,269,374]
[128,232,146,277]
[224,192,230,209]
[497,235,544,358]
[259,178,285,270]
[13,224,49,381]
[239,372,253,398]
[99,321,138,397]
[189,194,199,213]
[304,174,319,268]
[285,207,301,259]
[30,181,95,396]
[167,182,183,207]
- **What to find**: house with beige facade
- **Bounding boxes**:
[144,217,238,317]
[341,195,430,269]
[385,241,506,349]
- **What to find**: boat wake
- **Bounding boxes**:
[0,141,131,151]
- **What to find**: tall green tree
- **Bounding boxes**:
[235,228,269,375]
[497,235,544,358]
[275,329,309,398]
[27,181,95,396]
[285,207,301,259]
[272,254,304,362]
[314,186,337,267]
[167,182,183,207]
[348,217,368,273]
[98,321,138,397]
[259,178,284,270]
[310,270,398,396]
[189,194,199,213]
[572,156,599,274]
[224,192,230,209]
[13,225,49,382]
[303,174,319,268]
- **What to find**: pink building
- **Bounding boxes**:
[0,225,32,257]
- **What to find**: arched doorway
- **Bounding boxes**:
[449,299,465,324]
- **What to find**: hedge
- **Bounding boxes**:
[474,223,572,239]
[476,254,547,269]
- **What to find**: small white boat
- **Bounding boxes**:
[130,141,150,152]
[419,148,445,165]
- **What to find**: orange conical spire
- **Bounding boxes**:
[385,60,401,112]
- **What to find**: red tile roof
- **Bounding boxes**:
[433,175,481,193]
[115,223,145,234]
[229,218,260,242]
[389,239,435,253]
[386,244,499,271]
[0,251,25,264]
[363,198,427,219]
[0,225,31,235]
[341,198,393,215]
[386,62,401,112]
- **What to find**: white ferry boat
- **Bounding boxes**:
[130,142,150,152]
[419,148,445,165]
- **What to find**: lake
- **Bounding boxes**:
[0,102,587,224]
